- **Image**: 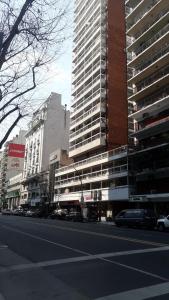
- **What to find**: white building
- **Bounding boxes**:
[22,92,70,207]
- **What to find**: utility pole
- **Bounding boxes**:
[73,166,84,212]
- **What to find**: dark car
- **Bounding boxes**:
[115,209,157,229]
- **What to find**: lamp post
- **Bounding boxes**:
[73,166,84,212]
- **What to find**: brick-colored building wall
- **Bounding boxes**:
[106,0,128,150]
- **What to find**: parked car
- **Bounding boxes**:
[65,211,83,222]
[157,215,169,231]
[1,209,12,215]
[25,210,35,217]
[50,209,68,220]
[115,209,157,229]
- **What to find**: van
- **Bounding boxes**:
[115,209,156,229]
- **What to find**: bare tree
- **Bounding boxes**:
[0,0,71,148]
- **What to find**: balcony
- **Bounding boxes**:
[69,118,106,142]
[126,0,161,32]
[55,165,128,189]
[128,44,169,84]
[72,74,106,107]
[70,102,106,130]
[71,88,106,118]
[136,65,169,94]
[72,60,106,96]
[133,115,169,139]
[69,133,106,157]
[56,146,128,176]
[128,23,169,68]
[130,94,169,121]
[127,9,169,50]
[128,72,169,102]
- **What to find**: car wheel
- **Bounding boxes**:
[158,223,165,232]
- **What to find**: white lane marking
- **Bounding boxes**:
[20,219,169,247]
[0,245,8,249]
[95,282,169,300]
[100,257,168,282]
[2,225,90,256]
[1,226,169,277]
[0,246,169,275]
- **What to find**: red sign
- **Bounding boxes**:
[8,143,25,158]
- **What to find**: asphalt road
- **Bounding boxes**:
[0,216,169,299]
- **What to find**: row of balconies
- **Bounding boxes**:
[55,164,128,189]
[72,74,106,105]
[72,58,105,88]
[73,47,106,81]
[128,8,168,46]
[135,64,169,94]
[74,0,99,25]
[69,117,106,143]
[73,32,106,74]
[126,0,161,31]
[73,22,101,61]
[129,43,169,81]
[69,132,105,152]
[128,70,169,103]
[74,0,105,34]
[133,23,169,58]
[72,60,106,96]
[73,11,106,55]
[70,102,105,129]
[71,88,106,120]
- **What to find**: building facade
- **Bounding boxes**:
[55,0,129,219]
[6,173,23,209]
[0,130,26,206]
[22,93,70,207]
[126,0,169,212]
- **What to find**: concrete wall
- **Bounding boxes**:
[107,0,128,150]
[42,93,70,171]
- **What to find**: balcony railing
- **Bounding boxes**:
[131,44,169,78]
[127,0,160,31]
[133,23,169,57]
[56,145,128,175]
[71,103,105,127]
[69,132,106,151]
[136,65,169,93]
[133,9,168,42]
[71,88,106,114]
[137,88,169,111]
[72,60,105,92]
[70,117,105,140]
[72,74,106,102]
[55,164,128,188]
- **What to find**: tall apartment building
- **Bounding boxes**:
[126,0,169,212]
[0,130,26,206]
[22,93,70,207]
[55,0,129,219]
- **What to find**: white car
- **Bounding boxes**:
[157,215,169,231]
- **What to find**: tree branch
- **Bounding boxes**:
[0,112,24,149]
[0,0,35,69]
[0,105,19,124]
[0,65,36,111]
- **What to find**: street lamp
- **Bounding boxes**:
[72,165,84,210]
